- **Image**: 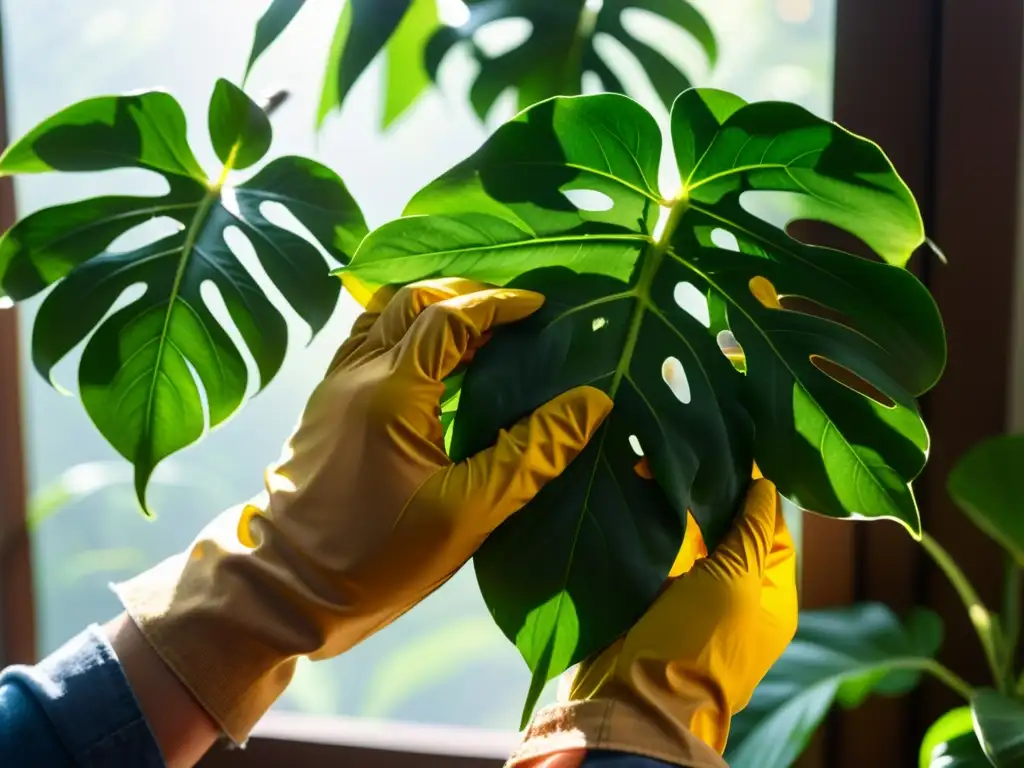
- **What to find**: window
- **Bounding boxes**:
[14,2,1018,767]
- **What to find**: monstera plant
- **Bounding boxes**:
[244,0,717,126]
[341,87,946,720]
[729,434,1024,768]
[0,79,367,509]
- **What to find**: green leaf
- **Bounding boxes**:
[208,79,272,170]
[382,0,440,128]
[727,605,944,768]
[0,90,367,511]
[425,0,717,120]
[973,689,1024,766]
[948,434,1024,565]
[244,0,309,82]
[343,90,944,714]
[316,0,416,127]
[920,708,990,768]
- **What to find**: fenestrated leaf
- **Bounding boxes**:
[948,434,1024,565]
[243,0,309,82]
[920,708,990,768]
[208,79,272,170]
[425,0,717,120]
[727,605,945,768]
[341,89,944,716]
[0,89,367,511]
[972,689,1024,767]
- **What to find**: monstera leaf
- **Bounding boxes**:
[342,89,945,719]
[0,81,367,510]
[728,605,945,768]
[242,0,714,127]
[426,0,717,120]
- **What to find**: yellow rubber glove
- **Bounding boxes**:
[510,478,798,768]
[115,278,613,743]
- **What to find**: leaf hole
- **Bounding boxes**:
[749,276,782,310]
[786,219,882,262]
[673,282,710,328]
[778,294,857,331]
[259,201,338,268]
[710,228,740,252]
[716,330,746,372]
[473,17,532,58]
[592,316,608,332]
[634,458,654,480]
[562,188,614,212]
[809,354,896,408]
[438,0,471,27]
[661,357,691,404]
[628,434,644,457]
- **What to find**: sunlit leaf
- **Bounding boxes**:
[920,708,989,768]
[342,89,944,720]
[0,88,367,511]
[208,79,272,170]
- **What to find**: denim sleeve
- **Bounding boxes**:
[0,625,165,768]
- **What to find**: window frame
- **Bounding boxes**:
[1,2,1022,767]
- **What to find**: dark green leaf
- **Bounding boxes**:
[948,434,1024,565]
[973,689,1024,767]
[0,91,367,511]
[208,79,272,170]
[342,90,944,713]
[244,0,309,81]
[425,0,716,120]
[317,0,416,127]
[727,605,944,768]
[920,708,990,768]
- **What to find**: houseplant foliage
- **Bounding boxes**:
[243,0,716,126]
[729,433,1024,767]
[342,87,946,719]
[0,79,368,510]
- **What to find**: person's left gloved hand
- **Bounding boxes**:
[511,476,797,768]
[115,278,612,743]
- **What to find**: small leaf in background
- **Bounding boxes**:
[425,0,717,120]
[382,0,440,128]
[243,0,309,82]
[920,708,989,768]
[0,89,367,511]
[344,89,944,713]
[972,689,1024,767]
[208,79,272,170]
[948,434,1024,565]
[727,605,944,768]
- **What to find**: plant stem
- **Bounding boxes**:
[1003,558,1021,682]
[921,531,1005,692]
[882,657,974,700]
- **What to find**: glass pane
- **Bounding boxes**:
[6,0,834,731]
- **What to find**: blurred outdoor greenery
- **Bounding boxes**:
[4,0,834,731]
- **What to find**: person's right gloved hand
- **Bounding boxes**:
[114,278,612,744]
[511,477,798,768]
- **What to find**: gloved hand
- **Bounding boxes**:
[510,477,798,768]
[115,278,613,743]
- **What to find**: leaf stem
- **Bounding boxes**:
[920,530,1005,691]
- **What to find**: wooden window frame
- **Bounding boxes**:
[2,2,1022,766]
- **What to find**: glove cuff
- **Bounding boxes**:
[509,698,727,768]
[113,506,326,743]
